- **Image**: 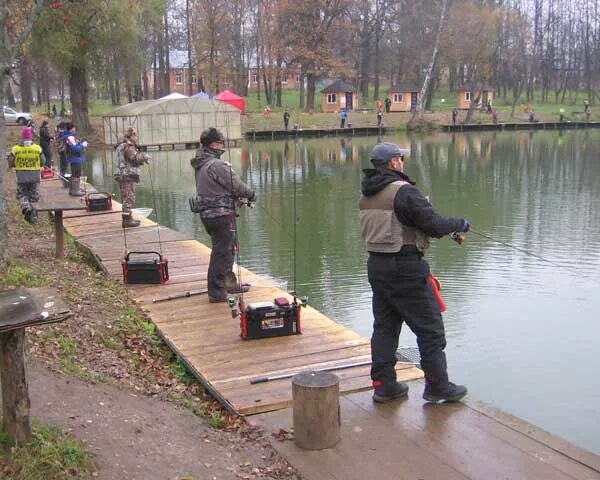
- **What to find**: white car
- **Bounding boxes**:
[2,106,33,125]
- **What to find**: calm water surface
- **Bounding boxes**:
[86,129,600,454]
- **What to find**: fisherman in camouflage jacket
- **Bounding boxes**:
[115,126,150,228]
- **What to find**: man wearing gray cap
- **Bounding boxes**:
[359,142,470,404]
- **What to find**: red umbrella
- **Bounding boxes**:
[214,90,245,113]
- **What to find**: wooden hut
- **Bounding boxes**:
[321,80,358,113]
[386,85,419,112]
[456,85,494,110]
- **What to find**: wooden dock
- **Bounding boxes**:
[39,177,600,479]
[441,121,600,132]
[246,126,387,140]
[40,177,422,415]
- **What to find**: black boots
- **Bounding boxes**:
[372,381,409,403]
[423,382,468,403]
[22,206,37,224]
[122,213,140,228]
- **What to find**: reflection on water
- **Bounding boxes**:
[86,129,600,454]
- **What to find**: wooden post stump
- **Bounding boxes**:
[0,329,31,443]
[0,288,71,444]
[292,371,340,450]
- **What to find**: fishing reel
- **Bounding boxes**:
[450,232,465,245]
[236,198,255,209]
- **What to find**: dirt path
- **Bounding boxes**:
[29,362,298,480]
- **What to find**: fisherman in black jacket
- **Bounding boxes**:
[359,142,470,404]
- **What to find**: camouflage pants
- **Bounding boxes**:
[17,182,40,212]
[118,177,137,215]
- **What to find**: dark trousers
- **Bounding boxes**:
[59,152,68,176]
[367,253,449,389]
[201,215,237,299]
[41,145,52,167]
[340,119,346,128]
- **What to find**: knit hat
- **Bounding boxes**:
[22,128,33,141]
[200,128,226,146]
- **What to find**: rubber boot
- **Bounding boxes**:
[69,176,85,196]
[122,213,140,228]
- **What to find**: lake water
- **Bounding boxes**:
[85,129,600,454]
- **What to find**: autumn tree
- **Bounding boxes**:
[278,0,352,111]
[0,0,46,270]
[442,0,500,122]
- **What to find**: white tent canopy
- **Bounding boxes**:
[103,97,242,147]
[160,92,188,99]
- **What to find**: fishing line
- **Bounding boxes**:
[222,102,245,300]
[292,135,298,298]
[469,228,568,273]
[148,154,163,256]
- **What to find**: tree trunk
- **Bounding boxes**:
[305,74,316,112]
[186,0,193,96]
[0,117,7,270]
[418,0,448,116]
[19,55,33,112]
[5,82,16,108]
[298,73,305,110]
[69,63,91,132]
[0,330,32,444]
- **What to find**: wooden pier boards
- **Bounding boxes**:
[41,179,600,479]
[51,183,423,415]
[252,386,600,480]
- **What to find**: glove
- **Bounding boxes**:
[458,219,470,232]
[248,191,257,203]
[82,140,88,148]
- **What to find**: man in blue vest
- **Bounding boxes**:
[359,142,470,403]
[8,128,46,223]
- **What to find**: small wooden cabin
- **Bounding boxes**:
[321,80,358,113]
[386,85,419,112]
[456,85,494,110]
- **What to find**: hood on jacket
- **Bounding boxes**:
[361,167,415,196]
[191,146,221,169]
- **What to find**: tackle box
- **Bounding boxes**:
[85,192,112,212]
[240,298,301,339]
[122,251,169,285]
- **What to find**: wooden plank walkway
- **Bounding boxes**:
[441,121,600,132]
[252,384,600,480]
[40,180,423,415]
[39,178,600,478]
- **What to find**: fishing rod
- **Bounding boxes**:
[249,359,418,385]
[153,289,208,303]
